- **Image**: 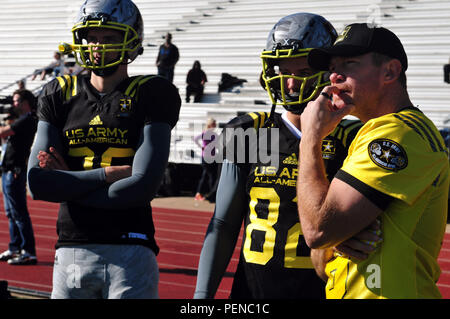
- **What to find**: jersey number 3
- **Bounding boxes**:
[243,187,313,269]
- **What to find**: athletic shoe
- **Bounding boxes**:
[7,250,37,265]
[0,250,19,262]
[194,193,205,201]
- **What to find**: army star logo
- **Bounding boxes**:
[119,98,132,112]
[321,139,336,160]
[322,139,335,154]
[368,139,408,171]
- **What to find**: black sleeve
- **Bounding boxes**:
[36,78,65,127]
[334,170,393,210]
[10,113,35,133]
[138,76,181,128]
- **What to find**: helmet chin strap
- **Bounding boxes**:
[268,103,277,125]
[283,102,307,115]
[281,84,315,115]
[92,60,123,77]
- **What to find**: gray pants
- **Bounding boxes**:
[51,244,159,299]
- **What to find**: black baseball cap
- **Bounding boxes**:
[308,23,408,71]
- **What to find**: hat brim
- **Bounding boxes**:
[308,45,371,71]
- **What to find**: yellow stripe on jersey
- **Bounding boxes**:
[329,119,362,148]
[406,112,447,152]
[56,76,67,98]
[247,112,269,129]
[138,75,153,87]
[71,75,77,99]
[56,76,65,87]
[125,75,145,97]
[327,108,449,299]
[133,75,154,99]
[342,121,363,148]
[64,75,72,101]
[125,75,154,99]
[56,75,78,101]
[394,112,443,153]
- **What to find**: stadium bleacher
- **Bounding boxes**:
[0,0,449,165]
[0,0,449,301]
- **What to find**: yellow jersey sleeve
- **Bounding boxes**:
[340,110,448,205]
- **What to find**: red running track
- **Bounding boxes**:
[0,197,449,299]
[0,197,240,298]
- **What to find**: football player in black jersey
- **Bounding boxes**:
[194,13,371,299]
[27,0,180,299]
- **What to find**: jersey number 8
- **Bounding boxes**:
[243,187,313,269]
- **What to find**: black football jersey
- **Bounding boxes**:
[37,74,181,253]
[224,112,362,299]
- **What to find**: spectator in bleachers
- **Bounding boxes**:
[63,53,79,75]
[156,33,179,83]
[444,58,450,84]
[16,80,25,90]
[63,53,89,76]
[185,60,207,103]
[193,118,218,201]
[31,51,63,81]
[0,89,38,265]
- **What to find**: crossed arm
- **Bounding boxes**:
[27,120,171,209]
[297,87,383,278]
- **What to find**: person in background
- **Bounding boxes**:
[0,89,38,265]
[186,60,207,103]
[194,117,217,201]
[31,51,63,81]
[156,32,179,83]
[16,80,25,90]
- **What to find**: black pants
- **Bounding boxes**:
[196,160,216,195]
[186,85,204,102]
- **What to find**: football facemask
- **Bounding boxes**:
[261,48,330,111]
[59,20,141,70]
